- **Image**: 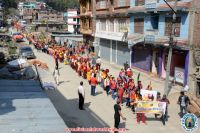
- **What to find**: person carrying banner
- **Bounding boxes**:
[160,94,170,125]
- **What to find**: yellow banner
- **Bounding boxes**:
[135,101,166,114]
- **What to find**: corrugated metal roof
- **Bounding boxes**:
[0,80,69,133]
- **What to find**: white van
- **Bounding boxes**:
[20,20,27,27]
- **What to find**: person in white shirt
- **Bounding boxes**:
[96,56,101,71]
[78,81,85,110]
[53,66,60,85]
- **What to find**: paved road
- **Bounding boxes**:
[33,48,200,133]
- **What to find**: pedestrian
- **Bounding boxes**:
[53,66,60,85]
[136,94,146,124]
[55,55,59,69]
[96,56,101,71]
[110,77,117,100]
[117,83,124,105]
[78,81,85,110]
[90,74,98,96]
[114,99,126,133]
[104,75,110,95]
[177,91,190,117]
[160,94,170,125]
[155,92,161,118]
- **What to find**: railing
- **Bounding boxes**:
[145,29,159,36]
[145,0,158,9]
[114,0,130,8]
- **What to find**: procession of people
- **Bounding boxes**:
[25,33,193,131]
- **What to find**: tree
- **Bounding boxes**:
[46,0,79,11]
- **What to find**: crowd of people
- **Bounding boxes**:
[28,35,172,126]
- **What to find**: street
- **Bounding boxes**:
[33,47,199,133]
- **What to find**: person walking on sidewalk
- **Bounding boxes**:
[178,91,190,117]
[53,66,60,85]
[78,81,85,110]
[114,99,126,133]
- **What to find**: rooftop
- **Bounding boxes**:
[0,79,69,133]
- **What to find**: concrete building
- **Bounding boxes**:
[127,0,191,87]
[66,9,80,34]
[79,0,94,46]
[188,0,200,97]
[95,0,130,65]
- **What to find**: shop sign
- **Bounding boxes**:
[175,67,184,84]
[145,0,157,9]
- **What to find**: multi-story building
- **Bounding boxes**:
[66,9,80,34]
[95,0,130,65]
[189,0,200,97]
[127,0,192,88]
[79,0,94,47]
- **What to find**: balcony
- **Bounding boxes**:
[114,0,130,9]
[80,28,93,35]
[145,0,157,9]
[144,29,159,44]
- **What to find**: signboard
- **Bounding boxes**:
[175,67,184,84]
[145,35,155,44]
[135,101,166,114]
[145,0,157,9]
[140,89,157,101]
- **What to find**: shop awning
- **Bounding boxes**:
[127,34,144,47]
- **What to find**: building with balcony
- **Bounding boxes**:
[128,0,192,86]
[66,9,80,34]
[79,0,94,47]
[95,0,130,65]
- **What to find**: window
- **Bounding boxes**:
[118,0,126,7]
[165,17,181,37]
[108,19,114,32]
[134,18,144,33]
[100,19,106,31]
[135,0,145,6]
[97,0,107,9]
[89,0,92,11]
[150,15,159,30]
[117,19,129,32]
[73,18,76,22]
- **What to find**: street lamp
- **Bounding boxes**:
[163,0,177,96]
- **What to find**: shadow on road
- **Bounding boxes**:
[46,89,111,133]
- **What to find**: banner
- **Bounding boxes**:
[140,89,157,101]
[135,101,166,114]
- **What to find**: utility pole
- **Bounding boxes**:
[93,0,98,56]
[164,0,177,96]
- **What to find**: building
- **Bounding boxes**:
[127,0,192,88]
[189,0,200,97]
[66,9,80,34]
[95,0,130,65]
[79,0,94,47]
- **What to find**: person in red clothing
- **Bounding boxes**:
[110,77,117,100]
[90,74,98,96]
[136,94,146,124]
[118,83,124,105]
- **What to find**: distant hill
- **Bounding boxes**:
[1,0,79,11]
[45,0,79,11]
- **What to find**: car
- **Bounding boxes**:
[20,20,27,28]
[19,46,36,59]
